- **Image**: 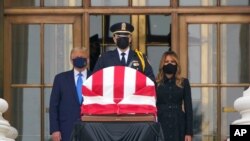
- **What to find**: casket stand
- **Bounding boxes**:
[70,66,164,141]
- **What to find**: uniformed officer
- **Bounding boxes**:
[93,22,155,81]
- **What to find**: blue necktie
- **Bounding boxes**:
[77,73,83,104]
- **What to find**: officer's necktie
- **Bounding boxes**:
[77,73,83,104]
[121,52,126,66]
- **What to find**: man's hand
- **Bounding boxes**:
[51,131,61,141]
[185,135,192,141]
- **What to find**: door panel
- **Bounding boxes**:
[44,24,73,84]
[12,24,41,84]
[179,15,250,141]
[4,15,82,141]
[88,14,171,75]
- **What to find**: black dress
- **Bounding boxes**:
[156,77,193,141]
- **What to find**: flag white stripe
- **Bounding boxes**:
[119,95,155,106]
[82,66,156,112]
[123,67,136,98]
[83,76,92,90]
[84,96,115,104]
[103,67,114,100]
[146,77,154,86]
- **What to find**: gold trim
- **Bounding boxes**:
[222,107,237,113]
[113,30,131,34]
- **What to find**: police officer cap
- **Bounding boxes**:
[110,22,134,34]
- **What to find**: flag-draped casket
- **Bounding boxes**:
[81,66,157,115]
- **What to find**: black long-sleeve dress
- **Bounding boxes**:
[156,77,193,141]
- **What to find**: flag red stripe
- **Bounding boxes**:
[135,71,146,92]
[82,104,156,115]
[81,104,117,115]
[134,86,156,96]
[113,66,125,103]
[119,104,157,116]
[92,69,103,96]
[82,86,99,96]
[81,66,157,115]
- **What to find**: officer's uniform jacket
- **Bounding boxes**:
[93,48,155,81]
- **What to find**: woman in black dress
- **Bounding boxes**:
[156,51,193,141]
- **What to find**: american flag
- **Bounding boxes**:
[81,66,157,115]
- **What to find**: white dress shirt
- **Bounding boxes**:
[74,69,87,86]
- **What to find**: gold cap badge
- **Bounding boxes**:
[121,23,126,31]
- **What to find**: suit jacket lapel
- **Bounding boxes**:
[113,49,123,66]
[68,70,80,105]
[86,70,91,78]
[127,49,136,66]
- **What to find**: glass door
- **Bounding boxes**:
[179,15,250,141]
[3,15,82,141]
[89,14,172,75]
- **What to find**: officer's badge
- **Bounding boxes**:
[129,60,140,70]
[121,23,126,31]
[132,61,139,67]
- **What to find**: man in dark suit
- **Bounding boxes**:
[49,47,91,141]
[93,22,155,81]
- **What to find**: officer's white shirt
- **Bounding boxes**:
[117,48,130,64]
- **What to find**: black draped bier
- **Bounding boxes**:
[73,64,161,141]
[71,121,164,141]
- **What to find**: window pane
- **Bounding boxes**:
[146,15,171,44]
[188,24,217,83]
[91,0,128,6]
[192,87,217,140]
[221,0,250,6]
[45,88,52,141]
[12,24,40,84]
[44,0,82,6]
[89,15,130,70]
[148,15,171,36]
[221,87,245,140]
[221,24,250,83]
[133,0,170,6]
[90,15,130,42]
[109,15,131,38]
[90,15,102,39]
[11,88,41,141]
[179,0,216,6]
[105,45,116,52]
[7,0,40,7]
[147,46,169,77]
[44,24,73,84]
[90,15,102,71]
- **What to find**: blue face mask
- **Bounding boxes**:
[72,57,87,68]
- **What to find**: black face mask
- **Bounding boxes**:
[116,37,129,49]
[163,64,177,74]
[72,57,87,68]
